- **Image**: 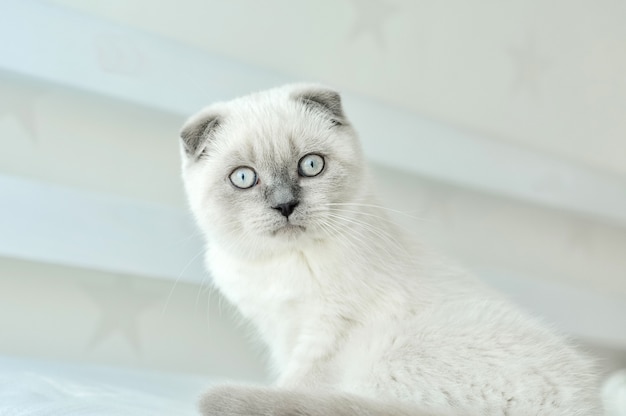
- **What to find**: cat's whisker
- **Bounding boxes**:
[323,207,410,228]
[202,282,222,335]
[326,219,412,280]
[321,215,411,269]
[323,202,430,223]
[223,232,253,257]
[205,285,211,334]
[342,222,416,270]
[162,246,206,316]
[316,218,362,258]
[324,212,415,263]
[195,275,212,310]
[318,210,426,261]
[323,209,409,244]
[172,228,205,246]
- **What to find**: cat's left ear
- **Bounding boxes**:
[292,86,347,126]
[179,108,221,159]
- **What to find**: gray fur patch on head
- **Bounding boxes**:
[292,86,346,125]
[180,110,221,159]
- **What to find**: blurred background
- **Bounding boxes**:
[0,0,625,414]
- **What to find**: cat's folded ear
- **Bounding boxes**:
[179,108,221,159]
[292,85,347,126]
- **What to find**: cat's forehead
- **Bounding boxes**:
[218,95,329,162]
[227,90,303,127]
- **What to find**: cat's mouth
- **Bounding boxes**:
[272,223,306,236]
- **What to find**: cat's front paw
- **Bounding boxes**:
[199,385,269,416]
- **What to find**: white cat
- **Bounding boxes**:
[180,84,601,415]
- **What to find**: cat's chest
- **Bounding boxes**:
[207,244,346,332]
[209,245,340,365]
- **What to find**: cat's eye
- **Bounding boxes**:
[298,154,325,177]
[229,167,257,189]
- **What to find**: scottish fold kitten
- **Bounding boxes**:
[180,84,601,415]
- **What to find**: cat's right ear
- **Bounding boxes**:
[179,109,221,159]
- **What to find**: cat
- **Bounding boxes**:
[179,84,601,415]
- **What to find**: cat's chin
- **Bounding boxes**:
[271,223,306,238]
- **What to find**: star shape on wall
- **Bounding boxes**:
[509,35,549,97]
[82,277,159,354]
[347,0,399,48]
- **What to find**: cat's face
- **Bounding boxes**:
[180,84,366,258]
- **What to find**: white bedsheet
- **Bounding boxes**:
[0,357,215,416]
[3,356,623,415]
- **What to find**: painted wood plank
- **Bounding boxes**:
[0,174,205,283]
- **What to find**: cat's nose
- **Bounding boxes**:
[273,200,299,218]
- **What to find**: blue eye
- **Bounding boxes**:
[229,167,257,189]
[298,154,325,177]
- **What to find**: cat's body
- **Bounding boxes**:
[180,84,601,415]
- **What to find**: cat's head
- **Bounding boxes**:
[180,84,367,258]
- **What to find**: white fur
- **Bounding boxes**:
[181,84,601,415]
